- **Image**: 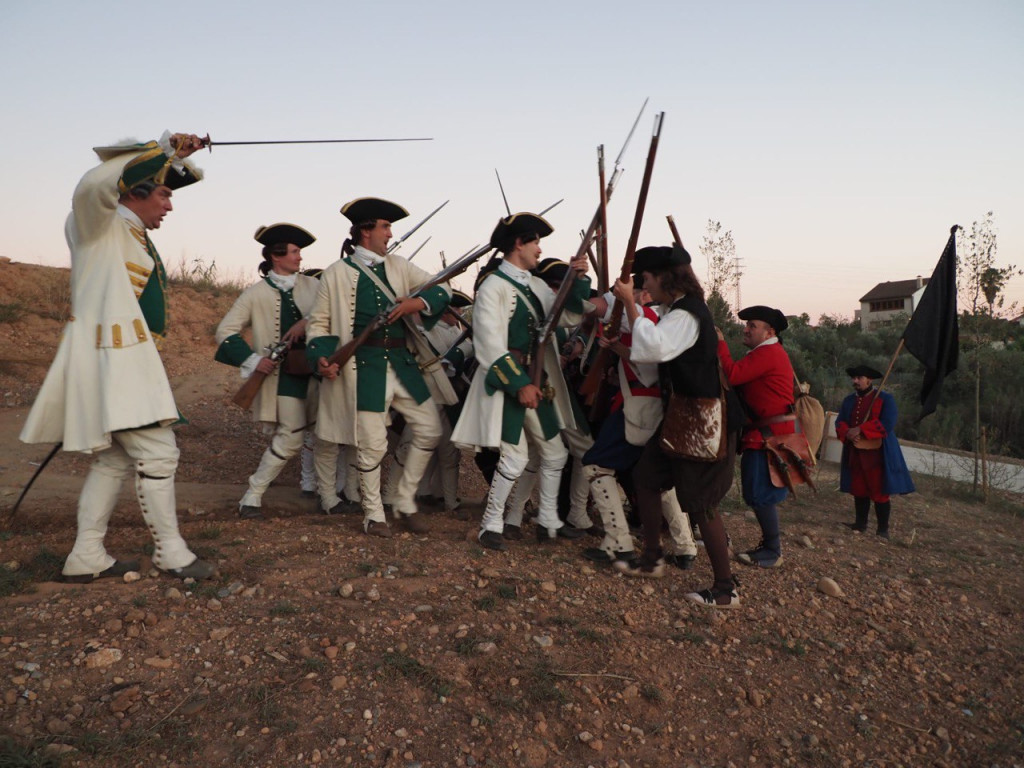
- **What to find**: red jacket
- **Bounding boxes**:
[718,339,795,451]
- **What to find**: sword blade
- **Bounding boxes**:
[207,137,433,147]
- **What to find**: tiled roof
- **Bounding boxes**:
[859,278,928,303]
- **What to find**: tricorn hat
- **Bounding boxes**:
[489,212,553,252]
[451,289,473,309]
[534,257,570,284]
[845,365,883,379]
[99,140,203,194]
[340,197,409,225]
[254,223,316,249]
[631,244,691,275]
[738,305,789,334]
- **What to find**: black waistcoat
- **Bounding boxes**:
[660,294,720,399]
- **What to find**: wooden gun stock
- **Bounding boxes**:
[324,313,389,371]
[231,340,289,410]
[580,113,665,401]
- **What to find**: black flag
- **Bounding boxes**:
[900,226,960,419]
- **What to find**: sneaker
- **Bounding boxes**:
[161,558,216,581]
[502,524,523,541]
[63,559,140,584]
[685,585,740,608]
[478,530,508,551]
[613,557,665,579]
[736,548,783,568]
[239,505,264,520]
[365,521,393,539]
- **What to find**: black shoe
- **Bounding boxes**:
[843,522,867,533]
[239,505,264,520]
[300,490,316,499]
[685,584,740,608]
[63,559,140,584]
[567,524,605,539]
[325,497,360,515]
[667,553,697,570]
[876,529,890,539]
[583,548,638,566]
[502,524,523,541]
[479,530,508,551]
[160,558,216,581]
[536,525,585,543]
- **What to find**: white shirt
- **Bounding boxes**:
[630,300,701,364]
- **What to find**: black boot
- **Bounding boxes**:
[875,501,891,538]
[845,497,869,532]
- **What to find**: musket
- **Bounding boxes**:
[581,230,601,283]
[200,135,433,152]
[539,199,564,217]
[407,237,431,262]
[529,104,653,393]
[387,200,449,254]
[596,144,610,294]
[666,215,685,250]
[495,169,512,216]
[232,340,290,409]
[579,112,665,401]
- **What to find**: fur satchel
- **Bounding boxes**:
[659,392,727,461]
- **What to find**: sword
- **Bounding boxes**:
[6,443,62,524]
[200,135,433,151]
[387,200,450,254]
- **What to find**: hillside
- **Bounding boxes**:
[1,260,1022,768]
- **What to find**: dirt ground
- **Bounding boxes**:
[1,260,1023,768]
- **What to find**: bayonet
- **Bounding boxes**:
[406,237,431,262]
[495,169,512,216]
[388,200,449,254]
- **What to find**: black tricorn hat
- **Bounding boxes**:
[631,244,691,275]
[845,365,883,379]
[451,289,473,308]
[254,223,316,249]
[489,212,553,252]
[340,197,409,225]
[534,257,570,284]
[738,305,788,334]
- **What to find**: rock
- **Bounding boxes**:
[476,642,498,654]
[540,581,556,593]
[578,730,594,743]
[622,612,637,627]
[164,587,183,601]
[324,646,339,660]
[394,727,408,738]
[532,635,553,648]
[748,689,765,708]
[102,619,123,634]
[122,571,141,583]
[798,535,815,549]
[144,656,173,669]
[109,686,140,713]
[209,627,234,642]
[84,648,122,669]
[330,676,347,691]
[338,583,354,598]
[367,587,381,602]
[587,738,604,752]
[363,709,373,720]
[479,568,501,579]
[123,609,145,623]
[816,577,844,598]
[46,718,69,735]
[641,584,655,596]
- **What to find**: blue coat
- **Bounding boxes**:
[836,389,916,496]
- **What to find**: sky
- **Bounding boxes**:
[1,0,1021,322]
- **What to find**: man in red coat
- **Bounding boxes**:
[717,306,794,568]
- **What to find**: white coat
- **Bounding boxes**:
[451,272,585,451]
[21,153,181,453]
[215,275,320,424]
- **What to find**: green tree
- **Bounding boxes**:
[699,220,740,326]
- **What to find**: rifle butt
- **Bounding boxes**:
[232,373,266,410]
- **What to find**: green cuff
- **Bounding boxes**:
[484,353,531,395]
[214,335,253,366]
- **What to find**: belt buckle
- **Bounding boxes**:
[541,384,556,402]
